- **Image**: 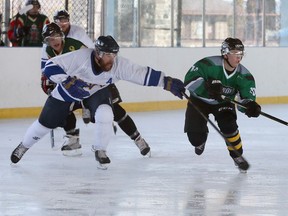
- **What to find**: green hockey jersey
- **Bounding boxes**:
[45,37,86,58]
[184,55,257,105]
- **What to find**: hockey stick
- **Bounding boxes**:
[182,92,250,170]
[222,96,288,126]
[50,128,55,149]
[46,89,55,149]
[18,4,33,15]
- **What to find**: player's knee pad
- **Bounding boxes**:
[95,104,113,124]
[187,131,208,147]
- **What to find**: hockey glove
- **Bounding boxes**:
[243,100,261,118]
[62,76,90,99]
[205,79,223,101]
[163,76,185,99]
[41,73,56,95]
[14,27,25,38]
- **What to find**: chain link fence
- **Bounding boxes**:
[1,0,286,47]
[0,0,102,45]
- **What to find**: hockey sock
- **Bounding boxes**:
[63,112,77,132]
[224,130,243,158]
[113,103,139,140]
[92,104,113,150]
[22,120,51,148]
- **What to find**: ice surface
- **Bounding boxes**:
[1,105,288,216]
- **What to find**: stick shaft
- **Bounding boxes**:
[50,129,55,148]
[224,97,288,126]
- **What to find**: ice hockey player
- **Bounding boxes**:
[11,35,185,169]
[42,17,151,157]
[53,9,94,48]
[184,37,261,172]
[41,22,88,156]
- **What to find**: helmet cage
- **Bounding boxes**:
[42,23,65,45]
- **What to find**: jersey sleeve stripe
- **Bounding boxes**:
[144,67,161,86]
[44,62,66,80]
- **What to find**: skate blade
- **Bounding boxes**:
[62,149,82,157]
[238,168,247,174]
[144,151,152,158]
[97,162,109,170]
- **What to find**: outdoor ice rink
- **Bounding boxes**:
[1,104,288,216]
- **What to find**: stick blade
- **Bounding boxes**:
[19,4,33,15]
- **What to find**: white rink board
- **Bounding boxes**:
[0,47,288,108]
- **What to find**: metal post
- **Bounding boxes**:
[2,0,11,45]
[262,0,266,47]
[87,0,95,40]
[171,0,174,47]
[132,0,138,47]
[65,0,69,10]
[202,0,206,47]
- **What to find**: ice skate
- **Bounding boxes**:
[195,143,205,155]
[134,135,151,157]
[94,150,111,170]
[10,143,29,164]
[61,129,82,156]
[233,156,249,173]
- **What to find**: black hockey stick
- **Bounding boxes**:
[47,89,55,149]
[182,92,249,170]
[222,96,288,126]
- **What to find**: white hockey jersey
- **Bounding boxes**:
[66,24,94,48]
[41,24,94,71]
[44,48,165,102]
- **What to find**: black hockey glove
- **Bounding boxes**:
[243,100,261,118]
[62,76,90,99]
[205,79,223,101]
[163,76,185,99]
[41,73,56,95]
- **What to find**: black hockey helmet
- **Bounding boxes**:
[95,35,119,54]
[221,37,244,55]
[42,22,64,44]
[53,9,70,21]
[25,0,41,7]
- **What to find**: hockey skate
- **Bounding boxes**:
[94,150,111,170]
[233,156,249,173]
[134,135,151,157]
[195,143,205,155]
[61,129,82,156]
[10,143,29,164]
